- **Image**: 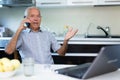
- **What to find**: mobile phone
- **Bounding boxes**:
[23,16,30,28]
[24,22,30,28]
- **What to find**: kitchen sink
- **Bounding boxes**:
[86,35,120,38]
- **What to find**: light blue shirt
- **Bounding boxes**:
[16,28,61,64]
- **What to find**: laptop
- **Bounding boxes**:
[55,45,120,79]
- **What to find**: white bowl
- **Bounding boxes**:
[0,69,18,78]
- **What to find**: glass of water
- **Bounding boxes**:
[23,57,34,76]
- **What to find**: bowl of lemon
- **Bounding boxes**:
[0,57,21,78]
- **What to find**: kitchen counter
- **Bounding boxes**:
[0,37,120,45]
[1,37,120,50]
[56,37,120,45]
[0,37,11,50]
[1,64,120,80]
[0,64,78,80]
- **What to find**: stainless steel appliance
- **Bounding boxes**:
[1,0,35,7]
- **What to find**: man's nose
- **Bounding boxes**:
[33,17,39,21]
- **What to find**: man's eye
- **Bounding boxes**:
[29,15,34,17]
[37,16,41,18]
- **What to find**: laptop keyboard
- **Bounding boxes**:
[55,63,91,79]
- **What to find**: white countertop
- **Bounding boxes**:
[1,37,120,45]
[0,64,78,80]
[56,37,120,41]
[88,69,120,80]
[55,37,120,45]
[1,64,120,80]
[1,37,120,41]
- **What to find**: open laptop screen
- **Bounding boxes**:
[102,45,120,68]
[55,45,119,79]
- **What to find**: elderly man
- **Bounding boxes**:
[5,6,78,64]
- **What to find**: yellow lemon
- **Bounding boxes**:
[2,62,14,72]
[0,64,4,72]
[0,57,10,65]
[10,59,20,69]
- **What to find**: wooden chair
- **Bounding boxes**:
[0,50,22,63]
[13,50,22,63]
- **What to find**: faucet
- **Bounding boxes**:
[97,26,111,38]
[85,23,93,38]
[105,26,111,37]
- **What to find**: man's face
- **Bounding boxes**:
[27,8,41,30]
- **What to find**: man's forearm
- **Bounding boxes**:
[5,29,22,54]
[57,40,68,56]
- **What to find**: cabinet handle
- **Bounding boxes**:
[105,0,120,3]
[72,1,93,4]
[41,2,61,5]
[52,53,98,57]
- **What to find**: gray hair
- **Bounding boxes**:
[24,6,40,17]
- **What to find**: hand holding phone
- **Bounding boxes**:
[24,22,30,28]
[23,16,31,28]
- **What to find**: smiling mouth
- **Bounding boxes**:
[32,23,39,27]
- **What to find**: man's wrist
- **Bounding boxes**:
[63,39,69,43]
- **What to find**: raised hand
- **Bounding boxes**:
[64,27,78,41]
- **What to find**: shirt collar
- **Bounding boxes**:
[26,28,42,33]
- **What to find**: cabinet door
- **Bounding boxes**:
[36,0,67,7]
[97,0,120,5]
[105,0,120,4]
[67,0,95,6]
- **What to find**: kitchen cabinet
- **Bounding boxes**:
[36,0,96,7]
[68,0,120,6]
[52,37,120,64]
[36,0,67,7]
[53,44,101,64]
[97,0,120,5]
[36,0,120,7]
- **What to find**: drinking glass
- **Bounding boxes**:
[23,57,34,76]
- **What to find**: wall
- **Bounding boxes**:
[0,6,120,37]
